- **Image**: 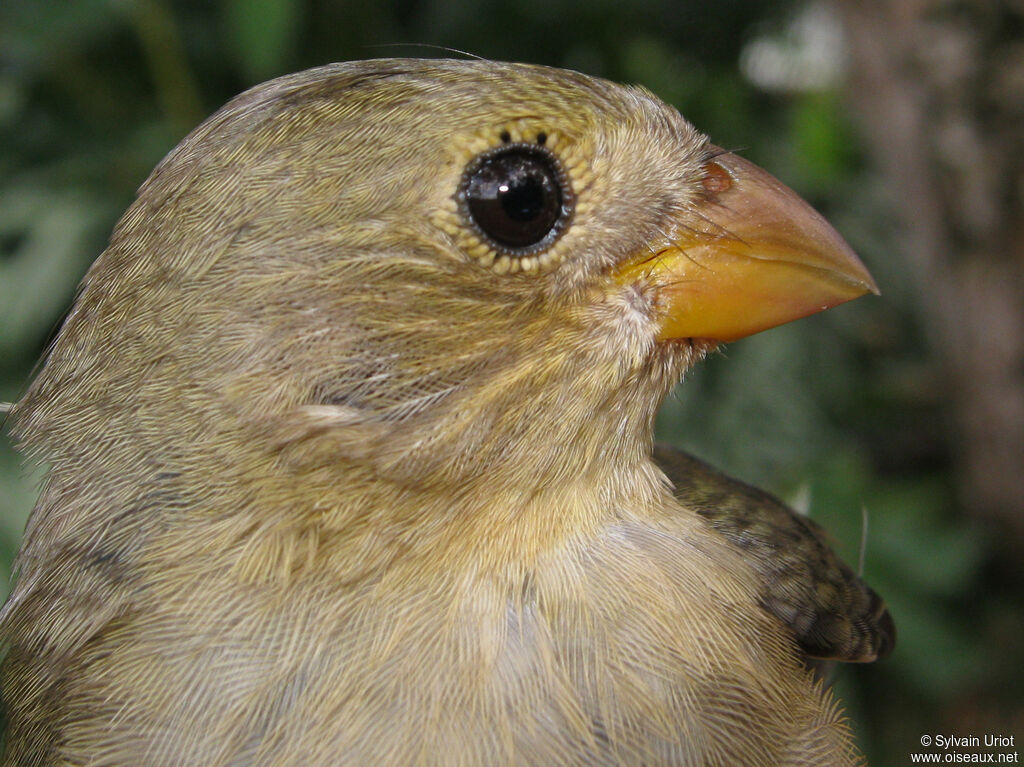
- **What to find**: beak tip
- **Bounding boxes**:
[856,272,881,298]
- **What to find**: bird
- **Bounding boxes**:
[0,59,893,766]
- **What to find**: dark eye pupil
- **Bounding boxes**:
[501,175,546,222]
[462,147,566,251]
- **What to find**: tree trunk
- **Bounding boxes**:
[839,0,1024,533]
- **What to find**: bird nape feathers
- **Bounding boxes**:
[0,59,893,766]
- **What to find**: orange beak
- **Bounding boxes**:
[614,148,877,342]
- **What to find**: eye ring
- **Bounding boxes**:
[458,142,574,258]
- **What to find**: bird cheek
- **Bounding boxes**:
[581,281,665,369]
[615,282,662,336]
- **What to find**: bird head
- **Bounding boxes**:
[14,60,874,521]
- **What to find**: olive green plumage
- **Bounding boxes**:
[1,59,890,766]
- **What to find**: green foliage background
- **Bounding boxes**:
[1,1,1020,763]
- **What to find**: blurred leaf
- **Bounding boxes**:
[790,90,851,191]
[127,0,206,135]
[0,0,123,72]
[0,444,42,600]
[656,320,854,488]
[805,449,988,697]
[0,185,110,357]
[224,0,301,81]
[884,589,985,698]
[620,35,704,111]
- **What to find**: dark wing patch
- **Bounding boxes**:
[654,443,895,662]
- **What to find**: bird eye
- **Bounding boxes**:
[459,144,572,255]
